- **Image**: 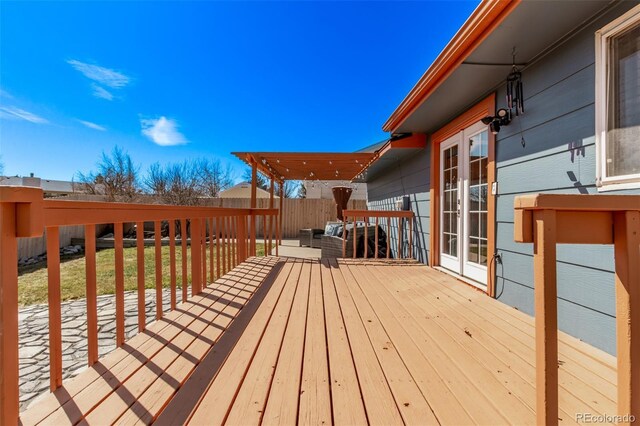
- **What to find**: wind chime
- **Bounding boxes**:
[506,52,524,116]
[507,50,526,147]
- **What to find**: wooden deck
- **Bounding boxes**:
[21,257,617,425]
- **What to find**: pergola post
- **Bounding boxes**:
[279,180,284,244]
[250,160,257,257]
[269,177,274,255]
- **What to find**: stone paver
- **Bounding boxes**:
[18,288,177,412]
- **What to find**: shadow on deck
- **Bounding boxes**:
[21,256,616,425]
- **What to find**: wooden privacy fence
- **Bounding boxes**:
[0,186,278,423]
[215,198,367,238]
[342,209,414,259]
[55,195,368,240]
[514,193,640,426]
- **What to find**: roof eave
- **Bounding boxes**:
[382,0,521,133]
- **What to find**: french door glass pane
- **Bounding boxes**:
[468,131,488,266]
[443,145,458,257]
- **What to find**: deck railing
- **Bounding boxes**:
[514,193,639,426]
[342,209,414,259]
[0,186,279,423]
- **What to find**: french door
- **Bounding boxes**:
[439,121,488,287]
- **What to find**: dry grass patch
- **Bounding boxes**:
[18,244,265,306]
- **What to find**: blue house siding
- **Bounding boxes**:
[366,146,431,264]
[493,1,637,355]
[366,1,638,355]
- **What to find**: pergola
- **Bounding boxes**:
[231,133,427,250]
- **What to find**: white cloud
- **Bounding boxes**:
[0,88,13,99]
[0,106,49,124]
[141,116,187,146]
[78,119,106,131]
[91,83,114,100]
[67,59,130,88]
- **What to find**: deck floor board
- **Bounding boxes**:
[21,257,618,425]
[416,269,617,415]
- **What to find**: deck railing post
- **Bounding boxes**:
[191,218,202,295]
[85,224,99,365]
[613,210,640,424]
[249,212,257,258]
[169,220,177,310]
[234,216,241,265]
[115,222,126,346]
[0,187,43,424]
[342,216,347,258]
[0,200,19,425]
[136,221,146,331]
[153,221,162,320]
[275,211,280,257]
[180,218,188,303]
[46,226,63,389]
[533,209,558,426]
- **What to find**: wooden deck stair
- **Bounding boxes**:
[21,257,616,425]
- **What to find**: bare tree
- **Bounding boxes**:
[295,181,306,198]
[281,181,298,198]
[77,146,140,201]
[242,168,268,191]
[198,159,234,198]
[242,168,299,198]
[144,158,234,205]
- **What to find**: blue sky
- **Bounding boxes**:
[0,0,478,182]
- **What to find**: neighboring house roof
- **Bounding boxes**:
[0,176,76,194]
[383,0,613,134]
[219,182,278,199]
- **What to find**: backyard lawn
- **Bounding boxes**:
[18,243,265,306]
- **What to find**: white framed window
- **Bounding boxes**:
[596,4,640,191]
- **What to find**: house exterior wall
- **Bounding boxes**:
[367,147,431,264]
[493,1,638,356]
[303,180,367,200]
[367,1,638,355]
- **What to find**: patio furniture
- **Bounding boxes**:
[321,223,382,258]
[299,228,324,248]
[332,186,353,221]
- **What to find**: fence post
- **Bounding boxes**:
[0,187,44,424]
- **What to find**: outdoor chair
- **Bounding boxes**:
[321,223,381,258]
[298,228,324,248]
